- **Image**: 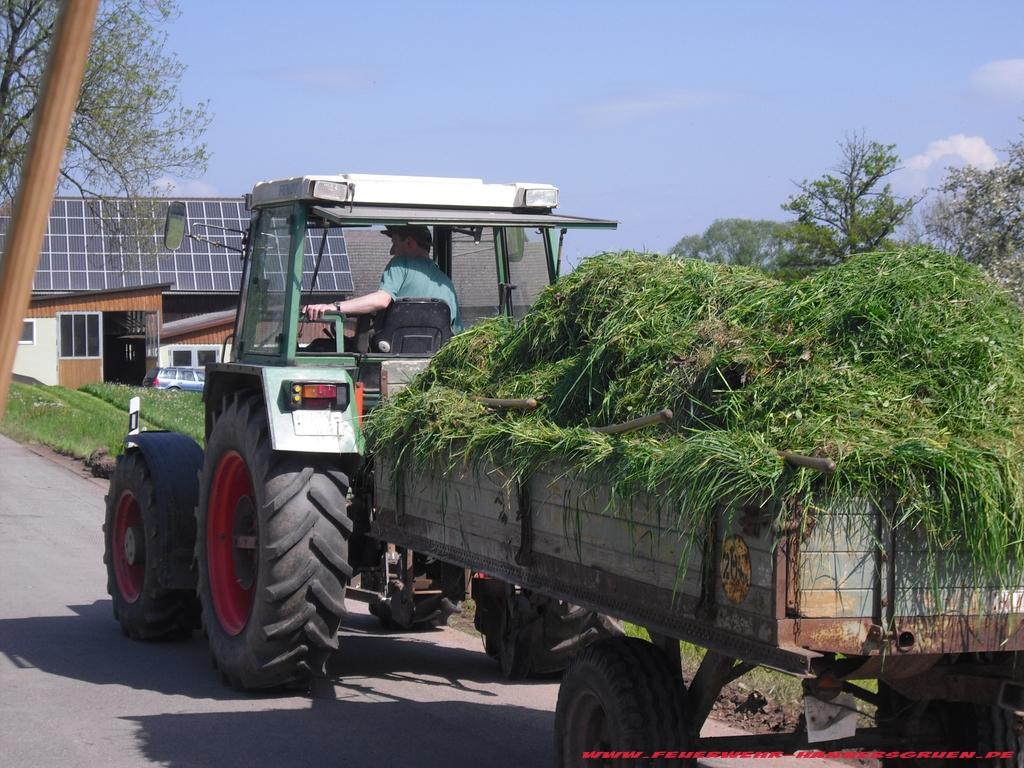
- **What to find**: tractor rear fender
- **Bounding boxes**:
[205,363,363,455]
[124,431,204,590]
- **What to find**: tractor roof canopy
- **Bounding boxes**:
[249,174,615,230]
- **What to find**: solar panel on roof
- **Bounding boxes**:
[0,197,352,295]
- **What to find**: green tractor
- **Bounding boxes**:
[102,173,618,689]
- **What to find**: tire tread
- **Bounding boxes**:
[196,392,352,690]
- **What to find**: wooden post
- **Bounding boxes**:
[0,0,99,419]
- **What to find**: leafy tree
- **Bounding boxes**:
[924,131,1024,267]
[0,0,210,201]
[669,218,792,270]
[922,128,1024,303]
[780,135,917,269]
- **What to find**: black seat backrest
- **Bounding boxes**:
[372,298,452,355]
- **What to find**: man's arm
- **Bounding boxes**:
[303,290,393,321]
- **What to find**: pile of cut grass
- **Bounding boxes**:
[367,247,1024,582]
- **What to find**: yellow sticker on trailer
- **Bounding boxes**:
[720,535,751,604]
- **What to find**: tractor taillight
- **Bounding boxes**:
[286,381,350,411]
[301,384,337,400]
[355,382,364,427]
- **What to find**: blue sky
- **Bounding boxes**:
[165,1,1024,261]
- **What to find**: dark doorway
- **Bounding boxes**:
[102,312,148,385]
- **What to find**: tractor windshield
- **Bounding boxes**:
[238,206,295,356]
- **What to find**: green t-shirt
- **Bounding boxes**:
[378,255,464,333]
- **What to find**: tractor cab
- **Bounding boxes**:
[165,173,617,452]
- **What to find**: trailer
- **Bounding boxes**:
[101,172,1024,764]
[371,450,1024,764]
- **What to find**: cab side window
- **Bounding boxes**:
[449,229,500,328]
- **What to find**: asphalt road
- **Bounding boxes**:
[0,434,846,768]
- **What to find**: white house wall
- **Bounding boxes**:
[14,318,58,385]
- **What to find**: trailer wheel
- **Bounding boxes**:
[103,452,193,639]
[196,393,353,690]
[878,689,977,766]
[482,587,623,680]
[498,592,533,680]
[554,637,687,767]
[976,706,1024,766]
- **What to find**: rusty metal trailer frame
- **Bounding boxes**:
[372,457,1024,753]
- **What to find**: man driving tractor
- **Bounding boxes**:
[302,224,463,332]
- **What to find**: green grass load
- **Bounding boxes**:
[367,247,1024,584]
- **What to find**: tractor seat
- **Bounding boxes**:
[371,298,452,355]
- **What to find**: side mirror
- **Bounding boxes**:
[163,201,187,250]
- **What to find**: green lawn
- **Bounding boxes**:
[81,382,204,442]
[2,381,204,459]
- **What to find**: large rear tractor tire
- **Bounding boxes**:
[103,452,194,639]
[554,637,688,767]
[196,393,353,690]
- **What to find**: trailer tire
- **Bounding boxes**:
[554,637,687,767]
[878,690,977,766]
[103,452,194,639]
[483,589,623,680]
[976,706,1024,767]
[196,392,352,690]
[498,594,533,680]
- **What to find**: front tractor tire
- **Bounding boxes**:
[196,393,353,690]
[103,452,194,639]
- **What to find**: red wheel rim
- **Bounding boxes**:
[113,491,144,603]
[207,451,258,636]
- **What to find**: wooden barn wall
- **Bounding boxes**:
[27,291,163,318]
[58,358,103,389]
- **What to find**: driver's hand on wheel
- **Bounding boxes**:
[301,303,336,321]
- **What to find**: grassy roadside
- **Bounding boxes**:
[2,383,131,457]
[1,382,203,459]
[81,382,204,443]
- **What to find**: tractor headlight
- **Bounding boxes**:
[312,180,352,203]
[521,187,559,208]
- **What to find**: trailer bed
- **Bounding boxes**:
[372,457,1024,676]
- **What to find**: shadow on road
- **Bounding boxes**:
[0,600,552,699]
[0,600,246,701]
[123,696,554,768]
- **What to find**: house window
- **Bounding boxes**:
[196,349,218,366]
[58,312,101,358]
[168,346,220,367]
[19,320,34,345]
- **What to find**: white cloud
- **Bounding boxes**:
[581,89,722,126]
[970,59,1024,100]
[906,134,998,172]
[152,177,219,197]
